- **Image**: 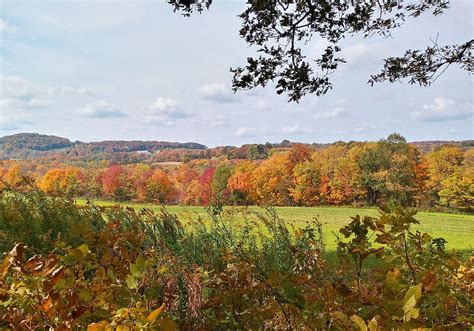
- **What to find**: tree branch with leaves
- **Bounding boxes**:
[168,0,471,102]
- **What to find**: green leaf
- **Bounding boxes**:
[403,283,422,306]
[126,274,138,289]
[130,255,146,278]
[403,283,422,322]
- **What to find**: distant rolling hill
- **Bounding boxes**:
[0,132,207,160]
[1,132,472,162]
[410,140,473,154]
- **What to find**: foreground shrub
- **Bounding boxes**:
[0,190,472,329]
[0,189,105,255]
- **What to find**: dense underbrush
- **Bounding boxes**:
[0,189,472,329]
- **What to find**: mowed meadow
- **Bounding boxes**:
[76,199,474,251]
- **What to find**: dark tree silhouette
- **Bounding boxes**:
[168,0,473,102]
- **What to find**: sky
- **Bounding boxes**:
[0,0,473,147]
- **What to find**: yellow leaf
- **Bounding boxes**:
[368,317,379,331]
[78,244,90,256]
[87,322,107,331]
[403,285,421,322]
[333,311,350,322]
[403,283,422,307]
[404,307,419,322]
[159,266,168,274]
[351,314,367,331]
[457,265,467,278]
[0,256,11,279]
[148,303,165,322]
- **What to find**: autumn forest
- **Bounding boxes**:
[2,133,472,212]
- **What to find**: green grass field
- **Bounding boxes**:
[76,199,474,252]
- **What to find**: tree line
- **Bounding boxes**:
[1,134,472,212]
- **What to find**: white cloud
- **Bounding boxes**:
[0,75,52,111]
[340,42,384,71]
[61,85,90,95]
[197,83,237,103]
[144,97,189,126]
[80,100,127,118]
[282,95,320,113]
[342,43,380,62]
[28,99,50,108]
[209,119,230,127]
[0,113,31,131]
[281,125,302,134]
[411,98,474,122]
[255,100,271,111]
[352,123,384,133]
[0,98,51,110]
[313,107,347,120]
[234,127,256,138]
[193,113,230,128]
[151,97,180,113]
[143,115,175,126]
[0,75,36,99]
[328,122,383,136]
[229,110,250,116]
[0,19,15,32]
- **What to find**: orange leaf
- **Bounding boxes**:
[148,303,165,322]
[422,272,437,292]
[40,296,53,312]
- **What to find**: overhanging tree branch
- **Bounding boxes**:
[168,0,471,103]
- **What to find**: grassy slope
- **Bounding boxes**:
[76,199,474,251]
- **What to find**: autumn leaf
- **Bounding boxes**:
[87,322,108,331]
[422,272,437,292]
[403,284,422,322]
[148,303,165,322]
[126,275,138,289]
[40,296,53,312]
[44,266,66,291]
[130,255,146,278]
[351,314,367,331]
[0,255,11,279]
[367,317,379,331]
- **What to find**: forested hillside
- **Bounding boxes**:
[0,133,72,154]
[1,132,472,164]
[0,133,207,160]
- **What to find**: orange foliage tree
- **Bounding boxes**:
[228,160,257,205]
[251,153,292,205]
[39,167,85,197]
[145,169,176,203]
